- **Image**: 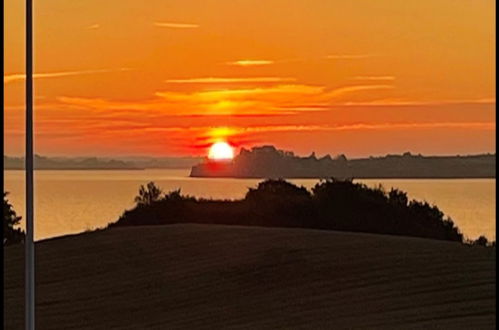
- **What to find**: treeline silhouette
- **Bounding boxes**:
[110,179,491,244]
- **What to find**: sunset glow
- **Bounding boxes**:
[3,0,495,157]
[208,142,234,160]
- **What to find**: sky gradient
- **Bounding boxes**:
[4,0,496,157]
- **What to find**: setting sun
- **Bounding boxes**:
[208,142,234,160]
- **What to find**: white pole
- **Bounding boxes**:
[25,0,35,329]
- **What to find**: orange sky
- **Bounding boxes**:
[4,0,496,157]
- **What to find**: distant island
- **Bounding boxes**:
[4,155,203,170]
[190,145,496,179]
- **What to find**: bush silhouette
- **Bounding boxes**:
[111,179,468,243]
[472,236,489,247]
[245,179,314,228]
[134,182,163,206]
[246,179,310,201]
[164,188,184,202]
[3,192,25,245]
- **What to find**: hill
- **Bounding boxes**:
[190,146,496,178]
[4,224,496,329]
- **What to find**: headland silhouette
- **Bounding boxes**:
[190,145,496,178]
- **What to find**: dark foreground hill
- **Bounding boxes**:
[4,224,496,329]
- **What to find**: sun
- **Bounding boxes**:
[208,141,234,160]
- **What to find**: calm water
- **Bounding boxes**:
[3,169,496,241]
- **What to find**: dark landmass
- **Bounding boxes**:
[114,156,203,169]
[3,155,202,170]
[4,155,140,170]
[190,145,496,178]
[5,224,495,329]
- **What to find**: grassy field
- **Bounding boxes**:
[4,224,496,329]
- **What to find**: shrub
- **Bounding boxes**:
[3,192,25,245]
[472,235,489,247]
[246,179,311,201]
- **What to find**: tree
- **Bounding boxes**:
[134,182,163,206]
[4,192,25,245]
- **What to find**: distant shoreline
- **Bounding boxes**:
[3,168,495,179]
[190,175,496,179]
[3,168,146,171]
[3,155,203,171]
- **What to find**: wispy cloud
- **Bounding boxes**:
[55,84,326,116]
[87,24,100,29]
[341,98,496,106]
[226,60,274,67]
[9,88,493,154]
[238,122,496,133]
[154,22,199,29]
[53,82,398,119]
[326,85,394,99]
[4,68,131,84]
[325,54,375,60]
[194,84,324,98]
[352,76,395,81]
[52,82,399,117]
[164,77,295,84]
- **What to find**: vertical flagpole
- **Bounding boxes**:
[25,0,35,329]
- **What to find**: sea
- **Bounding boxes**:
[3,169,496,241]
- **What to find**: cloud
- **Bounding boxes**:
[54,82,397,117]
[87,24,100,29]
[8,86,493,155]
[164,77,295,84]
[36,122,493,139]
[193,122,495,141]
[341,98,496,106]
[154,22,199,29]
[325,54,375,60]
[351,76,395,81]
[226,60,274,67]
[326,85,394,99]
[54,84,326,117]
[197,84,323,97]
[270,104,331,112]
[4,68,131,84]
[323,122,495,131]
